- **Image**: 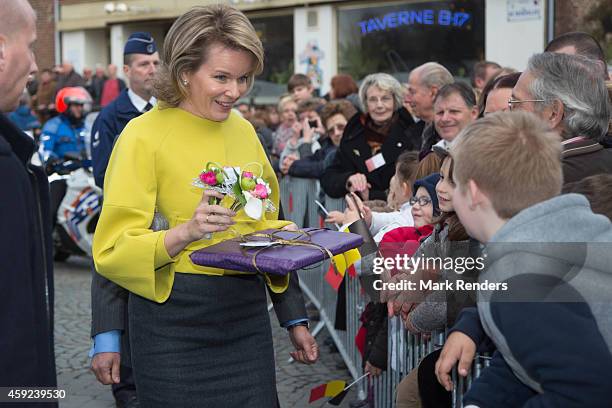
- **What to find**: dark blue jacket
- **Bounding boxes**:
[9,105,41,132]
[0,113,56,396]
[451,194,612,407]
[91,89,142,188]
[288,137,337,179]
[39,114,86,163]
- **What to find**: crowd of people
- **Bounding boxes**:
[2,0,612,407]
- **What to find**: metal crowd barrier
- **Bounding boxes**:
[286,191,486,406]
[297,259,486,407]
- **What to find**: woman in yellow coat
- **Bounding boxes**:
[92,5,317,407]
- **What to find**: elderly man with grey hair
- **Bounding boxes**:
[0,0,58,395]
[321,72,422,200]
[405,62,455,157]
[511,52,612,184]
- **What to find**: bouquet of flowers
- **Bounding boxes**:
[192,162,276,220]
[193,163,233,205]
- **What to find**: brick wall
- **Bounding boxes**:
[554,0,602,35]
[30,0,57,70]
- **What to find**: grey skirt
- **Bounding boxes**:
[128,273,277,408]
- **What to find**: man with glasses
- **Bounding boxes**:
[509,52,612,184]
[89,32,160,408]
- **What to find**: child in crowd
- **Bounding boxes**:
[272,95,299,161]
[382,151,481,408]
[326,150,419,242]
[279,97,326,171]
[277,98,326,228]
[357,173,441,383]
[285,100,357,180]
[436,111,612,407]
[287,73,315,103]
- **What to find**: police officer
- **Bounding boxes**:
[39,86,90,164]
[91,32,159,188]
[40,86,92,231]
[89,32,159,408]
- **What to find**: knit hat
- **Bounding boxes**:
[124,32,157,55]
[413,173,441,216]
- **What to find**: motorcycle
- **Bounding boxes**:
[47,152,102,261]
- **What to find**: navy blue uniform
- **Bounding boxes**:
[91,89,142,188]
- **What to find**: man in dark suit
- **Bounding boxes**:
[0,0,58,402]
[90,32,160,408]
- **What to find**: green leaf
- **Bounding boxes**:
[232,168,248,207]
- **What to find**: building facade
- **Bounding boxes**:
[31,0,607,103]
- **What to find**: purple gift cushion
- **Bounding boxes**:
[189,228,364,276]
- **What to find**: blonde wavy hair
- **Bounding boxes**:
[154,4,264,107]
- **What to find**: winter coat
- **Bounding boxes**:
[288,137,337,179]
[9,105,41,132]
[321,108,423,200]
[0,113,57,395]
[455,194,612,407]
[561,136,612,184]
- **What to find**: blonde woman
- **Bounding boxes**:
[92,5,317,407]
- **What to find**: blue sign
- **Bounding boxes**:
[358,9,471,35]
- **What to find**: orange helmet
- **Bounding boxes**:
[55,87,92,113]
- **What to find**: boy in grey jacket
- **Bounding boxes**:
[435,111,612,407]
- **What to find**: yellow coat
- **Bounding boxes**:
[92,107,291,303]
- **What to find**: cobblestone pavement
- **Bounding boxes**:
[54,257,358,408]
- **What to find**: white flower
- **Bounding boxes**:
[243,193,263,220]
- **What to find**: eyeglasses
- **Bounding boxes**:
[326,123,346,134]
[367,95,394,105]
[507,97,545,111]
[409,196,432,206]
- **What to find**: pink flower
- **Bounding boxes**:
[200,171,217,185]
[242,171,254,179]
[253,183,268,199]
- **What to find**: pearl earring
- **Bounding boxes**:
[182,79,188,86]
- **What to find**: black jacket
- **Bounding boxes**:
[0,113,57,394]
[361,302,388,370]
[288,137,337,179]
[562,137,612,184]
[320,108,423,200]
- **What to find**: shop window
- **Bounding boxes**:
[250,14,294,85]
[338,1,484,81]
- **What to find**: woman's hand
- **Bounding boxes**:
[280,154,298,175]
[404,312,420,334]
[183,190,236,240]
[324,211,345,225]
[346,173,371,201]
[302,118,315,143]
[281,223,299,232]
[364,361,382,377]
[313,116,326,136]
[290,121,302,142]
[164,190,235,257]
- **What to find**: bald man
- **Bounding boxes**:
[0,0,58,396]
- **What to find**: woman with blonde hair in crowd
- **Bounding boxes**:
[321,73,422,201]
[92,5,317,407]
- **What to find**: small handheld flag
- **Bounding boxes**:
[327,373,370,406]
